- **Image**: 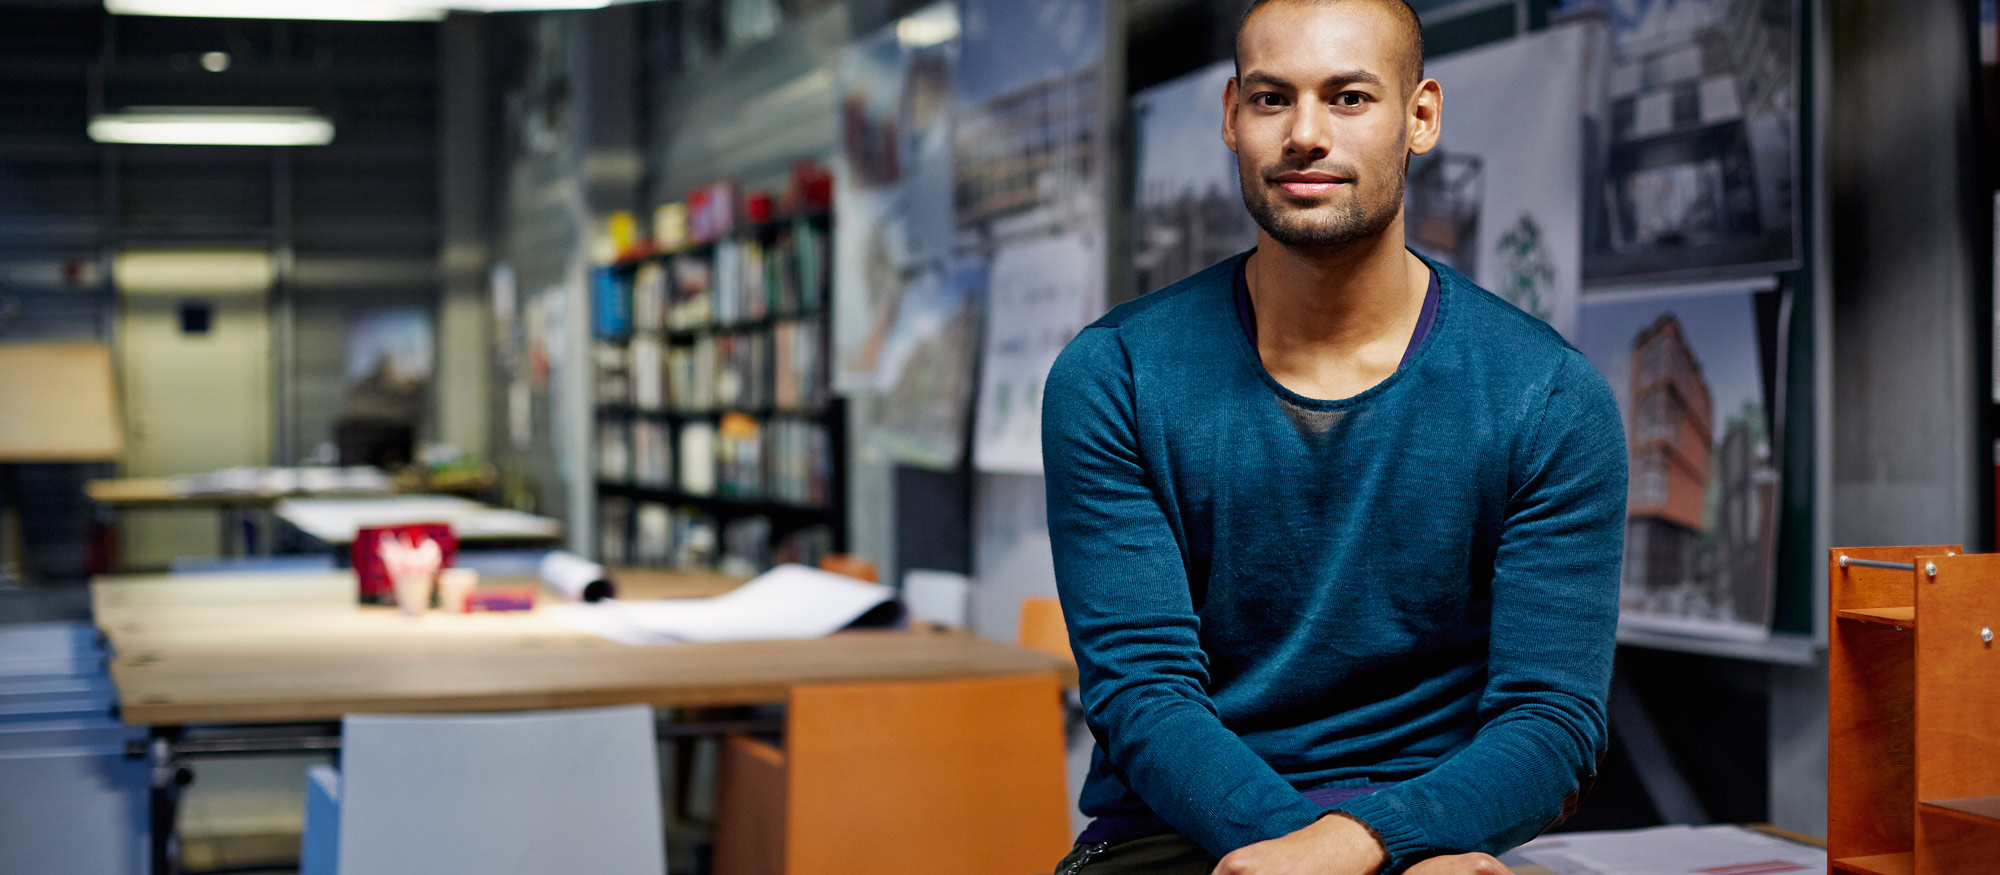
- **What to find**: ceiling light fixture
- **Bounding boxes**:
[88,108,335,147]
[104,0,448,21]
[104,0,628,19]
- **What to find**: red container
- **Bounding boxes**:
[351,523,458,605]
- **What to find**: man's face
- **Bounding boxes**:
[1224,1,1436,250]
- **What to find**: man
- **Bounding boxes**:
[1041,1,1627,873]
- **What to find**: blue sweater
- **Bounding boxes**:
[1041,251,1627,872]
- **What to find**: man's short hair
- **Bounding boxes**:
[1233,0,1426,94]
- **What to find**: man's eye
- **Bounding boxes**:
[1332,92,1367,107]
[1251,92,1287,108]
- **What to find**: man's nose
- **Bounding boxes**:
[1284,105,1333,160]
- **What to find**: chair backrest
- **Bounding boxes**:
[1017,597,1075,667]
[815,554,879,584]
[783,673,1071,875]
[335,704,665,875]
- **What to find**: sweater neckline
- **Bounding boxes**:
[1224,247,1452,411]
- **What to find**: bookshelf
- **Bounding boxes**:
[1828,545,2000,875]
[591,208,844,576]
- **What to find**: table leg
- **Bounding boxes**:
[147,727,188,875]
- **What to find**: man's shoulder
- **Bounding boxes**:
[1087,252,1245,335]
[1428,257,1588,378]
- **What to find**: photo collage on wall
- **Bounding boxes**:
[1125,0,1801,640]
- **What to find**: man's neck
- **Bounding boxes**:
[1244,216,1430,399]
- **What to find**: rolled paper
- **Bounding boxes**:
[539,551,615,602]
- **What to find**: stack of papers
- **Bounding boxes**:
[548,564,894,645]
[1506,824,1824,874]
[172,465,393,497]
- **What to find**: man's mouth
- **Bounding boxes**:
[1269,171,1350,199]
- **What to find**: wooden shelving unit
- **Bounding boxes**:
[1829,545,2000,875]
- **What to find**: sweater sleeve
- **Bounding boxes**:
[1331,351,1628,872]
[1042,326,1327,857]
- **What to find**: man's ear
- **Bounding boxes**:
[1222,76,1241,154]
[1407,78,1442,156]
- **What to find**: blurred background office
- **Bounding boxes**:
[0,0,1995,872]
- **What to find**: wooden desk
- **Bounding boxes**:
[94,570,1068,725]
[96,569,1071,874]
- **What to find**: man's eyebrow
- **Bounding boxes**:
[1238,69,1385,91]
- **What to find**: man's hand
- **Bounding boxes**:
[1406,853,1510,873]
[1210,813,1387,875]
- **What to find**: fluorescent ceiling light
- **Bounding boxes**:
[105,0,624,18]
[896,4,959,48]
[89,108,335,147]
[105,0,447,21]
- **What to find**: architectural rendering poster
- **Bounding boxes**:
[957,0,1106,474]
[873,258,985,468]
[1576,281,1786,640]
[1127,60,1258,306]
[952,0,1104,236]
[344,308,433,425]
[1559,0,1801,283]
[974,231,1105,474]
[1408,25,1587,338]
[832,17,957,393]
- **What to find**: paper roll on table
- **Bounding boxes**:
[539,551,616,602]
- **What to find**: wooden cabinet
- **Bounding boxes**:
[1829,545,2000,875]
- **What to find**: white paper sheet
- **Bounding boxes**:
[1514,824,1824,875]
[548,564,893,645]
[275,496,563,544]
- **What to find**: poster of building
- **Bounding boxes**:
[872,258,985,468]
[974,231,1104,474]
[832,13,958,394]
[1576,282,1785,640]
[1127,60,1257,306]
[1408,24,1588,338]
[957,0,1106,474]
[1558,0,1801,283]
[343,307,432,425]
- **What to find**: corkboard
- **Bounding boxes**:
[0,342,123,461]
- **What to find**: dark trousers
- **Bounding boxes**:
[1052,833,1218,875]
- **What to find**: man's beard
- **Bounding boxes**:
[1239,158,1405,250]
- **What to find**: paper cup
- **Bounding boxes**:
[437,568,478,614]
[392,571,433,616]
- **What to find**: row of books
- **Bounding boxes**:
[592,317,826,413]
[595,220,829,338]
[598,499,835,575]
[595,416,833,508]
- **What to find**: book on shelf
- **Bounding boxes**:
[594,342,630,403]
[634,503,671,566]
[668,252,713,331]
[633,261,667,335]
[630,334,664,410]
[679,421,717,496]
[592,267,631,339]
[599,496,631,566]
[596,419,631,482]
[633,419,672,487]
[717,412,763,499]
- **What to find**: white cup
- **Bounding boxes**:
[392,571,433,616]
[437,568,478,614]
